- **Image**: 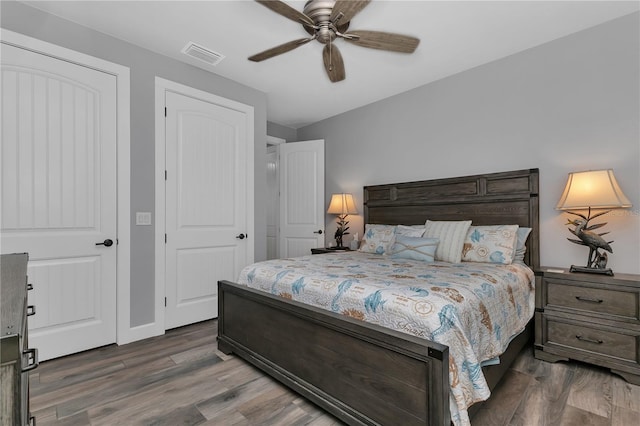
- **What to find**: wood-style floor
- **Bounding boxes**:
[30,320,640,426]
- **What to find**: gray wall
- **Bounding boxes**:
[267,121,297,142]
[299,12,640,274]
[1,1,268,326]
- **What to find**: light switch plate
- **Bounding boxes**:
[136,212,152,225]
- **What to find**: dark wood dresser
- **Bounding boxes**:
[1,253,37,425]
[534,267,640,385]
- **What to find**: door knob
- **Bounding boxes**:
[236,233,246,240]
[96,239,114,247]
[313,230,323,234]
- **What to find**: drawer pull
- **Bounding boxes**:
[575,296,603,304]
[22,348,39,372]
[576,335,603,345]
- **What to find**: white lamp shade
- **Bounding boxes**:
[327,193,358,215]
[556,169,632,210]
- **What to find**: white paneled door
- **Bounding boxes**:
[164,91,250,329]
[1,44,117,360]
[279,140,325,257]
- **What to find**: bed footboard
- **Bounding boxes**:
[218,280,450,426]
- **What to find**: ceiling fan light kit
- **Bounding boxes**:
[250,0,420,82]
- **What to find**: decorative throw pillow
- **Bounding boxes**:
[359,224,396,255]
[512,227,532,263]
[395,224,425,237]
[462,225,519,264]
[423,220,472,263]
[390,236,439,262]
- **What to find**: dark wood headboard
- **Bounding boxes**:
[363,168,540,269]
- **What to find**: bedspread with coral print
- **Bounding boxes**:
[237,252,534,426]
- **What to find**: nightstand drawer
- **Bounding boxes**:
[546,279,638,320]
[546,318,638,363]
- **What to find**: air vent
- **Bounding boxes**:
[181,42,225,66]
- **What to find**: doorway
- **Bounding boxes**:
[266,136,284,260]
[265,139,326,259]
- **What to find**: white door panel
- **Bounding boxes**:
[164,91,249,329]
[279,140,325,258]
[1,43,117,360]
[285,238,321,257]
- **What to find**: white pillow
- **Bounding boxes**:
[359,224,396,255]
[423,220,472,263]
[461,225,519,264]
[395,224,425,237]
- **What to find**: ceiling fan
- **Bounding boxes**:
[248,0,420,83]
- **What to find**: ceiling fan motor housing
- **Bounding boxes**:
[304,0,338,44]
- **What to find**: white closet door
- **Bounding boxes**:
[164,91,249,329]
[279,140,325,257]
[1,43,117,360]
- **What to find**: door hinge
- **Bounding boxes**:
[165,234,167,243]
[165,170,167,180]
[164,297,167,307]
[164,107,167,117]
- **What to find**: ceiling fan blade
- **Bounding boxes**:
[344,30,420,53]
[322,43,346,83]
[255,0,314,27]
[330,0,371,24]
[249,38,313,62]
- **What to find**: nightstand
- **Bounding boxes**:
[534,267,640,385]
[310,248,351,255]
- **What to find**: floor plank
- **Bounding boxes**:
[29,319,640,425]
[472,369,532,426]
[558,405,609,426]
[566,364,612,418]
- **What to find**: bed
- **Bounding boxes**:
[218,168,540,426]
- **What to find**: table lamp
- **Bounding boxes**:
[556,169,632,276]
[327,193,358,249]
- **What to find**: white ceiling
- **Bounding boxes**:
[22,1,640,129]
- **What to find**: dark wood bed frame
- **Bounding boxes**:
[218,168,539,425]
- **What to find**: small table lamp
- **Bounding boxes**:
[327,193,358,249]
[556,169,632,276]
